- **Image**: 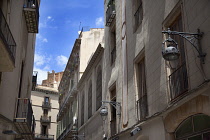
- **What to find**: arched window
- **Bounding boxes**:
[88,81,92,119]
[81,92,84,126]
[175,114,210,140]
[96,66,102,110]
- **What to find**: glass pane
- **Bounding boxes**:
[188,135,202,140]
[193,115,210,132]
[203,132,210,140]
[176,117,193,138]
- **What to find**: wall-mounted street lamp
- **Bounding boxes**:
[162,28,206,64]
[100,101,121,121]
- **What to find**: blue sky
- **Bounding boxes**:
[34,0,104,84]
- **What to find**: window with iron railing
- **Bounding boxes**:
[106,0,116,26]
[136,58,148,120]
[168,14,188,101]
[133,0,143,32]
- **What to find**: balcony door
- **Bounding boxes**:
[169,14,188,100]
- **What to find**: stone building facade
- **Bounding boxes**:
[56,0,210,140]
[0,0,40,140]
[42,71,64,89]
[101,0,210,140]
[56,28,104,140]
[31,86,59,140]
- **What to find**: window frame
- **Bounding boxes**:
[135,57,148,120]
[96,66,102,110]
[163,11,189,101]
[133,0,143,32]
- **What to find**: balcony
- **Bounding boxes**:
[0,9,16,72]
[169,62,188,101]
[40,116,51,124]
[106,0,116,26]
[23,0,39,33]
[35,134,54,140]
[14,98,35,140]
[42,101,51,109]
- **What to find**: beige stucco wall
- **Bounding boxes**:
[0,0,37,139]
[31,90,59,140]
[79,28,104,78]
[102,0,210,139]
[77,46,104,139]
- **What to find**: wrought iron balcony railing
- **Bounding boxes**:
[106,0,116,26]
[14,98,35,140]
[169,62,188,100]
[0,9,16,67]
[110,119,117,136]
[40,116,51,123]
[137,94,148,120]
[35,134,54,140]
[23,0,39,33]
[42,101,52,109]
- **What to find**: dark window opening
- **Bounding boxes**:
[134,0,143,32]
[111,30,116,65]
[110,87,116,136]
[42,125,47,135]
[96,66,102,110]
[88,82,92,119]
[81,93,84,126]
[168,14,188,100]
[43,109,48,115]
[137,57,148,120]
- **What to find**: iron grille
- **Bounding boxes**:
[15,98,35,134]
[106,0,116,26]
[137,94,148,120]
[169,62,188,100]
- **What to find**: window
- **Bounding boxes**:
[110,29,116,65]
[43,109,48,115]
[71,79,74,89]
[106,0,116,26]
[0,72,2,85]
[133,0,143,32]
[88,81,92,119]
[96,66,102,110]
[168,14,188,100]
[81,92,84,126]
[136,57,148,120]
[44,97,49,103]
[42,125,47,135]
[110,87,116,136]
[175,114,210,140]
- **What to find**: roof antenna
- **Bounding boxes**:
[79,22,81,31]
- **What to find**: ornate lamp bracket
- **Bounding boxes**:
[162,28,206,64]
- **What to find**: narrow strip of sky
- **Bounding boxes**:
[34,0,104,84]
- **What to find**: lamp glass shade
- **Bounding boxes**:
[100,107,108,121]
[162,46,180,61]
